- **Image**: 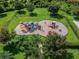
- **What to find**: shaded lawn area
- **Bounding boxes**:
[0,8,79,59]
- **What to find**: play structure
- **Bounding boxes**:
[15,20,68,36]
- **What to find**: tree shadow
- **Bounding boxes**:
[0,13,7,18]
[74,16,79,20]
[30,12,37,17]
[65,43,79,49]
[5,8,15,12]
[66,45,79,49]
[16,10,26,15]
[44,51,74,59]
[64,53,74,59]
[50,14,64,19]
[53,52,74,59]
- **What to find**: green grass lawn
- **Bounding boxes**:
[14,52,25,59]
[0,11,16,26]
[0,8,79,59]
[67,49,79,59]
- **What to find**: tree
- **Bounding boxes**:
[3,36,26,55]
[24,35,45,59]
[26,3,35,16]
[43,34,67,59]
[26,3,35,12]
[60,3,72,14]
[14,1,24,10]
[4,35,42,59]
[0,51,14,59]
[3,1,9,8]
[20,0,27,3]
[48,5,60,16]
[0,26,11,43]
[72,5,79,16]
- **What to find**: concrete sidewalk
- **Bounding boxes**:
[73,20,79,28]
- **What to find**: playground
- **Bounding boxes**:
[15,20,68,36]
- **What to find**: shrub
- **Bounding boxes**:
[48,5,60,15]
[26,3,35,12]
[0,6,4,13]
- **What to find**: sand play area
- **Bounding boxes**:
[15,20,68,36]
